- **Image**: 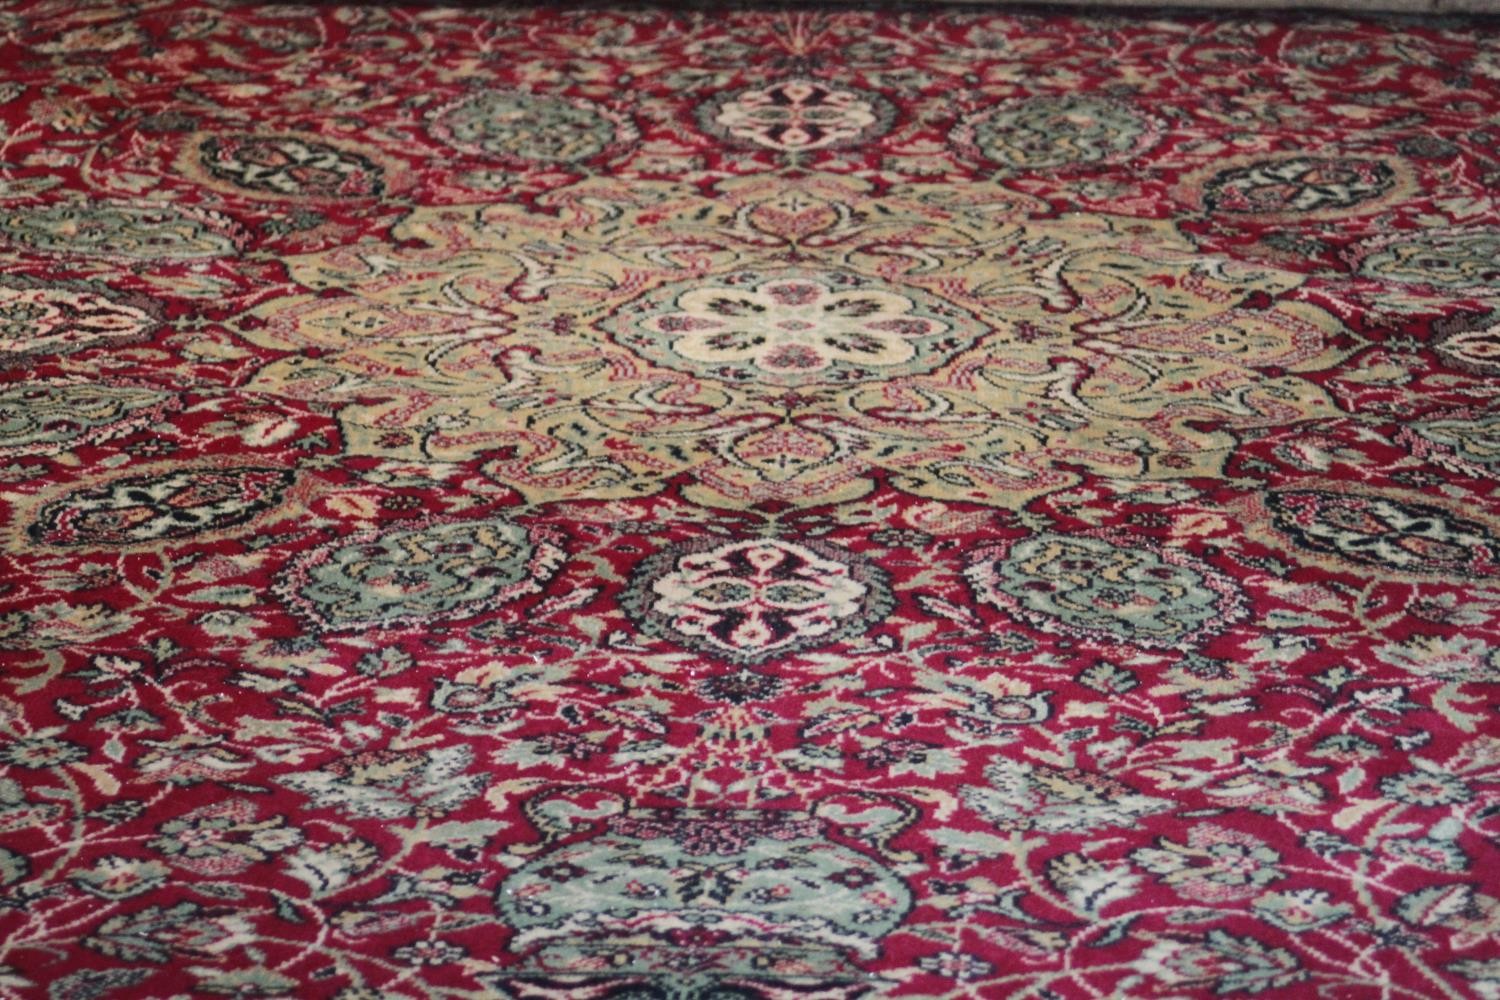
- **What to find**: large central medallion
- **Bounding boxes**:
[240,173,1352,509]
[600,267,989,386]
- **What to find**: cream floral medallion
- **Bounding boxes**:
[600,267,990,385]
[237,174,1351,509]
[697,79,896,152]
[620,536,894,664]
[0,276,162,366]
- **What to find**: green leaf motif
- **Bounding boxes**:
[1045,851,1140,918]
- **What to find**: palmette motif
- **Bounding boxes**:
[1,4,1499,1000]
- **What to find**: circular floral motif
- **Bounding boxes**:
[197,134,384,198]
[1378,769,1473,807]
[621,536,894,664]
[243,176,1348,510]
[281,516,566,631]
[0,381,173,458]
[147,799,303,876]
[1281,35,1370,70]
[1355,229,1500,291]
[964,533,1245,649]
[950,94,1159,170]
[0,735,89,769]
[29,467,294,547]
[0,202,244,260]
[0,276,163,368]
[1131,823,1284,903]
[698,78,895,151]
[428,90,637,166]
[1266,490,1500,578]
[1202,156,1396,215]
[600,268,990,386]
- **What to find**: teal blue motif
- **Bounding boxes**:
[1408,413,1500,474]
[1358,229,1500,290]
[0,382,170,457]
[965,533,1242,648]
[497,809,911,988]
[429,91,632,165]
[283,517,564,631]
[0,202,240,259]
[953,94,1155,170]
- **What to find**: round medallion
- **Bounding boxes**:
[698,78,895,152]
[964,533,1245,649]
[621,536,894,664]
[197,133,384,199]
[1354,229,1500,292]
[0,381,173,458]
[1266,490,1500,579]
[950,94,1159,170]
[29,467,294,547]
[600,267,990,386]
[1202,156,1396,216]
[428,90,637,166]
[280,516,566,631]
[0,276,163,367]
[0,202,243,260]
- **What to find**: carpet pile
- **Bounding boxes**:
[1,3,1499,998]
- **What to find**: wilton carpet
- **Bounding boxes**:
[1,3,1499,998]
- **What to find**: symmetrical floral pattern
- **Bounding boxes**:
[428,90,638,167]
[601,267,989,385]
[1201,156,1399,215]
[279,517,567,631]
[0,276,161,365]
[2,4,1500,1000]
[950,94,1161,170]
[195,134,386,200]
[235,177,1349,509]
[26,466,296,548]
[497,806,912,990]
[699,79,896,152]
[964,533,1245,648]
[621,536,894,663]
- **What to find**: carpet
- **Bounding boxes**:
[2,3,1499,998]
